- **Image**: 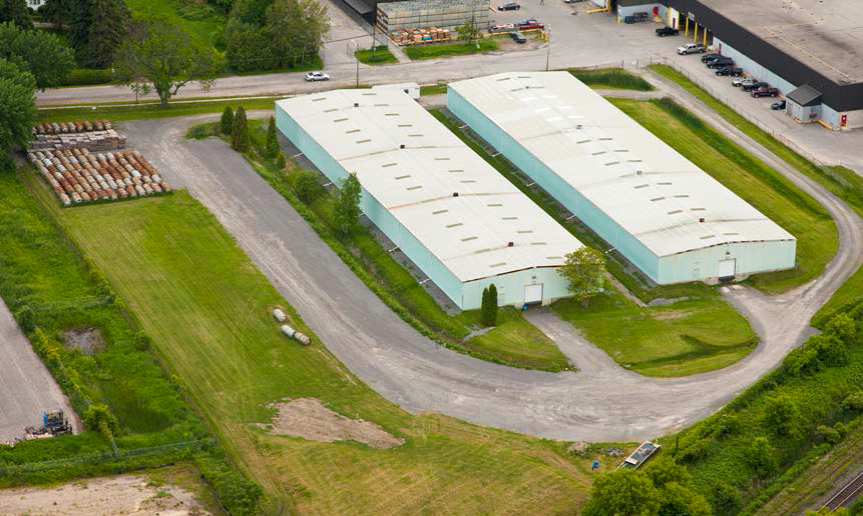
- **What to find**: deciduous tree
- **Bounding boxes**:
[582,469,661,516]
[559,246,606,306]
[334,172,361,237]
[293,170,324,204]
[0,58,37,171]
[264,0,329,68]
[113,15,221,108]
[746,437,776,477]
[763,395,800,437]
[0,22,75,90]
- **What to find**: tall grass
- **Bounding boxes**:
[569,68,654,91]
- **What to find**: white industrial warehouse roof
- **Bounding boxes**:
[448,72,796,258]
[276,89,582,282]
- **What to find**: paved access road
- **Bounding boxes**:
[0,299,77,441]
[119,100,862,441]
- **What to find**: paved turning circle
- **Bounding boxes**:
[118,114,863,442]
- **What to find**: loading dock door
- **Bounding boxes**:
[718,259,736,280]
[524,284,543,305]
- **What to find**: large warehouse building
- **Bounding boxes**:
[595,0,863,130]
[448,72,796,285]
[275,88,583,310]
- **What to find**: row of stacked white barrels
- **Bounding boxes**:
[28,148,172,207]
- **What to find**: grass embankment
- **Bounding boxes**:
[354,46,398,65]
[37,98,278,124]
[431,108,757,377]
[568,67,654,91]
[404,39,497,60]
[611,97,838,295]
[125,0,225,49]
[1,168,259,513]
[420,84,448,96]
[649,65,863,318]
[40,183,598,514]
[653,303,863,515]
[191,119,571,372]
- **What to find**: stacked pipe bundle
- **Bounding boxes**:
[27,148,173,207]
[29,120,126,152]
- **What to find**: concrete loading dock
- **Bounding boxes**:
[448,71,796,285]
[275,88,583,310]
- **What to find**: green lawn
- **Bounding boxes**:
[420,84,448,96]
[553,285,755,377]
[354,46,398,65]
[431,108,758,377]
[404,39,497,60]
[37,98,278,124]
[44,188,596,514]
[611,98,838,295]
[568,68,654,91]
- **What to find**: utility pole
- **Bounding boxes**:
[545,27,551,71]
[354,41,360,87]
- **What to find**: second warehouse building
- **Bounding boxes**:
[275,88,582,310]
[448,72,796,285]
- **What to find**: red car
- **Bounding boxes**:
[751,87,779,98]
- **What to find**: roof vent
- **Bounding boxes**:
[453,192,459,197]
[637,170,643,175]
[507,242,514,247]
[354,102,359,107]
[699,218,705,223]
[400,144,405,149]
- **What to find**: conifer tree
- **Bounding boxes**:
[231,106,249,152]
[266,116,278,158]
[220,105,234,135]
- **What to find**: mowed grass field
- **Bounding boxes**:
[611,98,838,295]
[40,188,596,514]
[554,285,756,377]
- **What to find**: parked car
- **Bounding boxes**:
[498,2,520,10]
[771,100,787,110]
[509,31,526,43]
[655,26,679,37]
[517,21,545,29]
[305,71,330,82]
[731,76,751,87]
[742,81,768,92]
[706,57,734,68]
[715,66,743,76]
[752,86,779,97]
[677,43,705,55]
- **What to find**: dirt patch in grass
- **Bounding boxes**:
[650,310,694,321]
[0,473,210,515]
[62,328,104,355]
[261,398,405,449]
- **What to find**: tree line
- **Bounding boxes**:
[224,0,329,72]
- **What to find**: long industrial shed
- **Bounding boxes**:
[275,88,582,310]
[447,71,796,285]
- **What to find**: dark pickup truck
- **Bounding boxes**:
[715,66,743,76]
[706,57,734,68]
[655,26,679,36]
[752,86,779,98]
[742,81,769,92]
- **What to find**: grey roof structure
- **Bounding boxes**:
[786,84,823,107]
[448,72,796,258]
[276,88,582,282]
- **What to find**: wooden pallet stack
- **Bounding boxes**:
[28,149,172,207]
[390,27,454,45]
[29,120,126,152]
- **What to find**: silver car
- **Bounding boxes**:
[305,71,330,82]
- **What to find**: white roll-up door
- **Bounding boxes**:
[524,284,543,304]
[718,259,736,279]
